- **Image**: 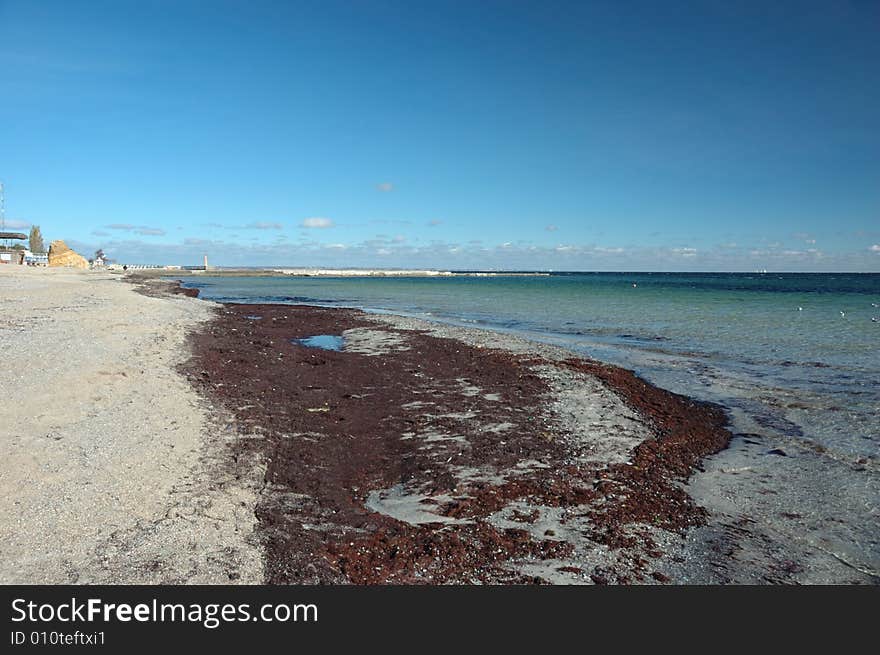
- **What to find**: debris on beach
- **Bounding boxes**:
[183,302,732,584]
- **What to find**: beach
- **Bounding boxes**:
[184,301,734,583]
[0,267,262,583]
[1,267,875,584]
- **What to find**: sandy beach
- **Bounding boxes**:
[0,267,263,583]
[6,267,873,584]
[1,266,737,584]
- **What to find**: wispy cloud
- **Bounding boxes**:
[545,224,559,232]
[246,221,283,230]
[1,219,31,229]
[793,232,818,246]
[427,219,443,227]
[104,223,165,236]
[300,217,334,229]
[371,219,412,226]
[63,236,880,272]
[91,230,110,237]
[376,182,394,192]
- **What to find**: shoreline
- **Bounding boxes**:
[180,287,733,583]
[4,269,870,583]
[176,276,879,584]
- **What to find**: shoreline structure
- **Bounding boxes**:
[120,267,551,277]
[3,267,868,583]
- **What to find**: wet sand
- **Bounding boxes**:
[185,301,731,583]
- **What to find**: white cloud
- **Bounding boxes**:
[105,223,165,236]
[247,221,283,230]
[301,217,334,229]
[62,236,880,273]
[376,182,394,192]
[545,224,559,232]
[371,219,411,226]
[427,219,443,227]
[2,219,31,229]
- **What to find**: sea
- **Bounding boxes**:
[180,271,879,582]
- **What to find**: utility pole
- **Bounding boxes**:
[1,181,6,248]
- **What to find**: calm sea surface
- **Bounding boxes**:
[181,271,880,578]
[181,272,880,455]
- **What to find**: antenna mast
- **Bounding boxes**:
[0,182,6,248]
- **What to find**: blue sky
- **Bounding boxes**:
[1,0,878,270]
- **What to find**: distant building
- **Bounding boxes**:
[0,232,29,265]
[24,250,48,266]
[0,250,21,264]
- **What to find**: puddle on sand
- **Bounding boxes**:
[294,334,345,351]
[365,484,471,526]
[245,315,262,320]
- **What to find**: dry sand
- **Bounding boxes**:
[0,267,263,583]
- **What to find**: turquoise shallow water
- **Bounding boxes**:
[181,271,879,457]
